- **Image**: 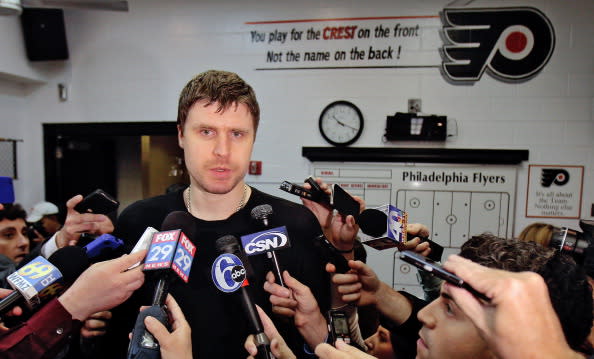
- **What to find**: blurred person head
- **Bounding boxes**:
[517,222,555,247]
[0,203,30,264]
[364,325,394,359]
[416,233,593,359]
[27,201,61,237]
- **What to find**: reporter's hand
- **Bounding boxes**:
[443,255,582,359]
[0,288,22,332]
[401,223,431,256]
[81,310,111,338]
[245,306,296,359]
[56,195,114,248]
[264,270,327,348]
[144,294,192,359]
[264,270,297,318]
[315,340,376,359]
[328,260,381,306]
[58,250,146,321]
[301,178,363,253]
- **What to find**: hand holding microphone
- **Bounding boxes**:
[0,246,91,321]
[127,212,196,359]
[58,249,146,321]
[0,249,146,359]
[284,177,362,254]
[263,270,328,350]
[244,306,296,359]
[141,294,193,359]
[213,235,274,359]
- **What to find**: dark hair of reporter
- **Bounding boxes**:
[538,252,593,354]
[460,234,593,354]
[0,203,27,222]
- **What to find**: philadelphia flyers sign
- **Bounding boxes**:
[441,7,555,82]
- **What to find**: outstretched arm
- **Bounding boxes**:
[330,260,414,326]
[443,255,583,359]
[264,270,328,349]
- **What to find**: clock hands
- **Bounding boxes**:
[332,115,358,132]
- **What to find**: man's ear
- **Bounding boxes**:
[177,125,184,149]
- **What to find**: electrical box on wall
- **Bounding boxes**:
[384,112,447,141]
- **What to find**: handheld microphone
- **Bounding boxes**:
[357,205,407,251]
[358,207,443,261]
[247,204,291,287]
[0,246,89,321]
[127,212,196,359]
[280,180,360,219]
[214,235,274,359]
[84,233,124,258]
[127,226,159,270]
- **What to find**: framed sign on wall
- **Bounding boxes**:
[526,164,584,219]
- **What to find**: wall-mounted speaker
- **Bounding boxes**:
[384,112,447,141]
[20,9,69,61]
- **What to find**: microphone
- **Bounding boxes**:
[358,209,389,238]
[246,204,291,287]
[84,233,124,258]
[127,226,159,270]
[251,205,272,227]
[0,246,89,320]
[357,205,407,251]
[127,211,196,359]
[358,206,443,261]
[280,178,360,218]
[213,235,274,359]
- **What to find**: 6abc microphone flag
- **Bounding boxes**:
[213,235,275,359]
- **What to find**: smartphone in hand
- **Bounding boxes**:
[399,250,490,302]
[332,184,360,218]
[74,189,119,214]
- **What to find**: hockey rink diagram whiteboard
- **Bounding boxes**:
[310,162,518,298]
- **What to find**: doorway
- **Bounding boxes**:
[43,122,188,217]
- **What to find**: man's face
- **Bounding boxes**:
[416,285,494,359]
[178,100,255,195]
[364,325,394,359]
[0,218,30,264]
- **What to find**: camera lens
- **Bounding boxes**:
[550,227,588,263]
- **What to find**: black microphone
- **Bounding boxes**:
[358,208,390,237]
[214,235,274,359]
[248,204,291,287]
[0,246,89,320]
[251,205,272,227]
[127,211,196,359]
[358,207,443,261]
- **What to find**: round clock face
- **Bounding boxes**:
[319,101,364,146]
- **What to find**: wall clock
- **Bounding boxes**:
[318,100,364,147]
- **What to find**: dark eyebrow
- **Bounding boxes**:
[440,291,455,302]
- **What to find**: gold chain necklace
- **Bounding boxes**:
[184,184,248,214]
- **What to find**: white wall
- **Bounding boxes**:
[0,0,592,234]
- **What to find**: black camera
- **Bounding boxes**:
[549,220,594,264]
